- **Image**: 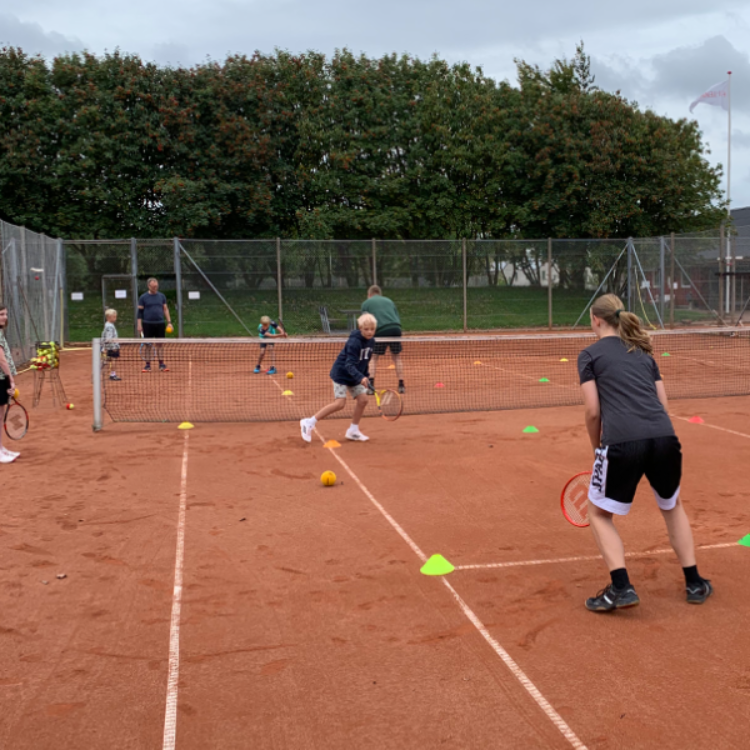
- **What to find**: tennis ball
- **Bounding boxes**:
[166,324,174,334]
[321,470,336,486]
[66,403,74,410]
[286,371,294,379]
[34,275,40,280]
[13,388,18,399]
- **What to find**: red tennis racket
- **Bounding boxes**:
[561,471,591,527]
[4,397,29,440]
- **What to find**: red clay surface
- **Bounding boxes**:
[1,349,749,749]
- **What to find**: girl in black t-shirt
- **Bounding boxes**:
[578,294,712,612]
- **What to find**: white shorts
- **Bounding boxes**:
[333,382,367,400]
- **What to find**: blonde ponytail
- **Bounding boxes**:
[590,294,653,355]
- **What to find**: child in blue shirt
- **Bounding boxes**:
[254,316,287,374]
[300,313,376,443]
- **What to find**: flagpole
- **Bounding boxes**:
[726,71,732,315]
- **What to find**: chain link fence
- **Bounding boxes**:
[62,231,742,340]
[1,221,64,365]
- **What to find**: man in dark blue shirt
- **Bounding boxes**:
[300,313,376,443]
[137,278,173,372]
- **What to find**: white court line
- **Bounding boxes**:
[162,379,192,749]
[454,542,740,571]
[316,428,588,750]
[671,413,750,440]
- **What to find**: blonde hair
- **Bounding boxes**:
[590,294,653,355]
[358,313,377,329]
[260,315,271,325]
[105,309,117,320]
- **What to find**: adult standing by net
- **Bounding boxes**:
[0,306,19,463]
[137,278,173,373]
[360,285,405,394]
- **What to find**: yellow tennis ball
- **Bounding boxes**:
[321,470,336,486]
[166,324,174,334]
[286,371,294,379]
[66,403,75,410]
[13,388,19,399]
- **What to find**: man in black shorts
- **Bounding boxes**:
[137,278,173,372]
[360,285,405,394]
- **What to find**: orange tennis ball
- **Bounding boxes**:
[286,371,294,379]
[66,403,74,410]
[321,470,336,486]
[166,324,174,334]
[13,388,19,399]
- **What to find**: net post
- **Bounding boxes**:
[372,238,377,286]
[547,237,552,330]
[719,223,725,324]
[173,237,183,337]
[92,338,102,431]
[669,232,675,329]
[462,238,467,332]
[130,237,139,336]
[276,237,283,322]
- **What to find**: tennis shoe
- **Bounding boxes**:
[300,418,314,443]
[159,363,169,372]
[345,427,369,442]
[267,367,277,375]
[398,384,405,394]
[0,450,17,464]
[585,583,640,612]
[253,366,261,374]
[1,447,19,458]
[109,374,121,381]
[686,579,713,604]
[142,363,151,372]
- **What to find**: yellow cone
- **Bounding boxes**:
[420,554,455,576]
[178,422,194,430]
[282,390,293,396]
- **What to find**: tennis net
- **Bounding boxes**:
[93,328,750,426]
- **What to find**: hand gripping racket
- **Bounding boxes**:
[561,471,591,527]
[372,387,402,421]
[4,397,29,440]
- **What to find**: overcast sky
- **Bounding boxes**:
[2,1,748,215]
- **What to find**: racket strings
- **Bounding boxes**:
[563,474,590,526]
[5,403,28,439]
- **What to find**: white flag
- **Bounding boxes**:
[689,79,729,113]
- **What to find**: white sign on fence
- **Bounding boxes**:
[188,291,201,300]
[71,292,84,301]
[115,290,127,299]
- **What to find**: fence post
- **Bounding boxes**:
[462,238,467,332]
[669,232,675,329]
[730,228,736,324]
[718,224,725,324]
[276,237,283,323]
[547,238,552,330]
[173,237,183,337]
[92,338,102,431]
[626,238,633,311]
[659,237,665,323]
[59,239,68,345]
[130,237,138,336]
[372,238,377,287]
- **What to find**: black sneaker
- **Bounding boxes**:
[686,579,713,604]
[585,583,640,612]
[398,384,405,394]
[109,374,121,381]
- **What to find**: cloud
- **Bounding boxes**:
[0,13,85,58]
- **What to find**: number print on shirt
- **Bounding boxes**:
[359,347,372,361]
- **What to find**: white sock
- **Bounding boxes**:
[349,423,359,431]
[308,416,317,426]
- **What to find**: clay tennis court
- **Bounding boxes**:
[2,345,749,749]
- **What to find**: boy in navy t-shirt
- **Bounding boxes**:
[300,313,376,443]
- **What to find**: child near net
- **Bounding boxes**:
[254,316,287,375]
[300,313,376,443]
[578,293,712,612]
[102,309,121,381]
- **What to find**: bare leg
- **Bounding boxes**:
[257,347,266,368]
[588,502,626,570]
[351,393,368,426]
[315,398,346,421]
[659,498,696,567]
[393,352,404,381]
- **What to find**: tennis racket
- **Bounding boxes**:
[561,471,591,527]
[4,397,29,440]
[372,388,402,421]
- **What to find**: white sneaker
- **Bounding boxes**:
[2,447,19,458]
[345,427,369,442]
[0,450,17,463]
[300,418,314,443]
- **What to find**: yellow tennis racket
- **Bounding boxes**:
[372,388,402,421]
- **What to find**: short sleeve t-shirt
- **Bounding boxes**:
[258,321,278,338]
[360,295,401,334]
[577,336,674,446]
[138,292,167,323]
